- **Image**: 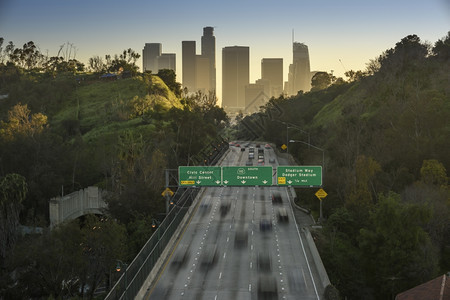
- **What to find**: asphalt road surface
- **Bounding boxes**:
[145,143,321,300]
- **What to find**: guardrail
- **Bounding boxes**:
[105,187,198,300]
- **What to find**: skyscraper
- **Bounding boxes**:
[157,53,176,71]
[142,43,175,73]
[222,46,249,113]
[286,42,311,95]
[182,27,216,95]
[201,27,216,95]
[195,56,210,93]
[182,41,196,91]
[261,58,283,97]
[142,43,161,73]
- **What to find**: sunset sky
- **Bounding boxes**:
[1,0,449,101]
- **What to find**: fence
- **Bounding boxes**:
[104,187,199,300]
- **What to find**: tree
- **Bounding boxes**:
[0,173,27,261]
[157,69,182,97]
[420,159,448,187]
[311,72,332,91]
[432,31,450,60]
[88,55,106,73]
[359,192,437,299]
[0,103,48,141]
[106,48,140,75]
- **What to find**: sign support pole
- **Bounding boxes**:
[165,169,170,214]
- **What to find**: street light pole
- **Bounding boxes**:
[116,260,128,300]
[289,139,325,223]
[288,139,324,172]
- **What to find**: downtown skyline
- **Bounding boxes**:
[1,0,449,103]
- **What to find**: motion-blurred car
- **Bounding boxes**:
[277,208,289,223]
[271,192,282,204]
[269,158,275,163]
[171,244,189,269]
[234,224,248,247]
[220,200,231,216]
[246,160,253,166]
[200,244,218,268]
[200,198,211,215]
[241,147,245,151]
[257,250,272,272]
[257,273,278,299]
[264,144,271,149]
[259,217,272,232]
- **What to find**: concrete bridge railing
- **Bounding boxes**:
[49,186,107,228]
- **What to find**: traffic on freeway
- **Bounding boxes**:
[145,142,321,300]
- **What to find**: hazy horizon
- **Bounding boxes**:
[1,0,449,103]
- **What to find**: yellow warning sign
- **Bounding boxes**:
[277,177,286,185]
[281,144,287,150]
[315,188,328,200]
[161,187,174,197]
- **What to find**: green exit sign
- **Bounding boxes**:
[277,166,322,186]
[178,166,222,186]
[222,166,272,186]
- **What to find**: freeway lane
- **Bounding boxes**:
[145,143,320,300]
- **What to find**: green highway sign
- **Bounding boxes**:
[179,166,222,186]
[222,166,272,186]
[277,166,322,186]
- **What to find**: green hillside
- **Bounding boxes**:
[51,74,182,143]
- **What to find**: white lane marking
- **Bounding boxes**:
[249,284,252,291]
[223,252,226,259]
[219,272,222,279]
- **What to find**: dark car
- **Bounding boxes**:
[271,192,282,204]
[259,217,272,232]
[257,273,278,299]
[220,200,231,216]
[234,224,248,247]
[257,250,272,272]
[241,147,245,152]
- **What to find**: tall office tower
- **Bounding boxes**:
[157,53,176,71]
[261,58,283,97]
[222,46,249,113]
[245,80,270,114]
[286,42,311,95]
[182,41,196,92]
[142,43,162,73]
[201,26,216,94]
[196,56,210,93]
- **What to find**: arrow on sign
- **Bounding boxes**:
[262,180,268,184]
[224,180,229,184]
[215,180,220,184]
[241,180,246,184]
[196,180,201,184]
[288,180,293,184]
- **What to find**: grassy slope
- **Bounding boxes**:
[311,82,363,129]
[51,75,181,143]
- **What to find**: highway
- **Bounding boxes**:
[145,143,321,300]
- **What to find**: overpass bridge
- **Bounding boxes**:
[49,186,107,228]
